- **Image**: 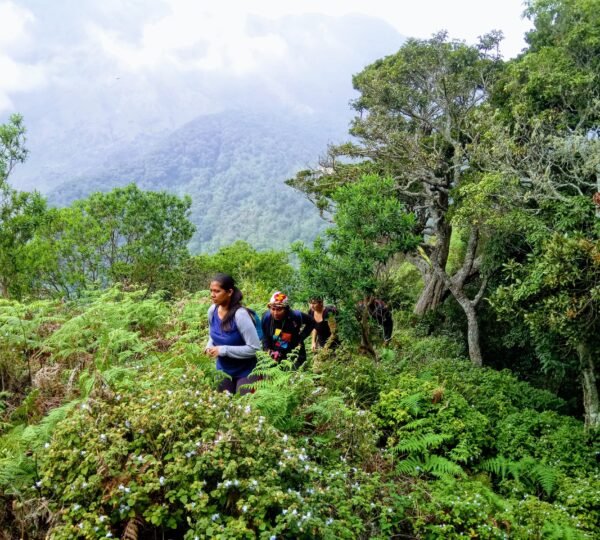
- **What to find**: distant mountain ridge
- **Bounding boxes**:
[49,108,348,252]
[7,11,406,251]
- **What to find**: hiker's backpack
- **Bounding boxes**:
[245,308,264,340]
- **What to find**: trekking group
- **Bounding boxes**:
[205,273,391,394]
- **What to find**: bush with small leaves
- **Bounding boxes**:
[248,355,380,466]
[406,358,567,423]
[312,346,389,407]
[38,366,402,539]
[410,478,588,540]
[554,473,600,535]
[410,478,513,539]
[494,410,597,475]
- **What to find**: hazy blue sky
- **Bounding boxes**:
[1,0,531,115]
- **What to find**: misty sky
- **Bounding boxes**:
[1,0,531,115]
[1,0,533,191]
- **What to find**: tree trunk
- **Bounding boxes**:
[414,272,447,315]
[577,342,599,430]
[358,306,376,359]
[413,221,452,316]
[0,280,8,299]
[429,227,485,367]
[464,304,483,367]
[453,292,483,367]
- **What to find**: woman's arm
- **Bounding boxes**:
[205,305,215,351]
[298,311,316,342]
[217,309,261,358]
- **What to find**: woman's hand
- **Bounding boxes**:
[205,346,220,358]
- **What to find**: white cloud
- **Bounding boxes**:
[91,2,287,74]
[0,1,34,47]
[171,0,531,58]
[87,0,530,82]
[0,1,45,113]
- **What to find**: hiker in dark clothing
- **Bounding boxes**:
[358,297,394,344]
[308,297,339,351]
[261,291,315,366]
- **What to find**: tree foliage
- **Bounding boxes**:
[27,184,195,297]
[293,175,420,351]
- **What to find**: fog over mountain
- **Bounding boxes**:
[4,2,404,251]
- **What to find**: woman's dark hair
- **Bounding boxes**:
[211,273,243,331]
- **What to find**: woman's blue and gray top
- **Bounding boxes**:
[206,305,261,378]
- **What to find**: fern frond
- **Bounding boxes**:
[393,433,451,454]
[395,456,425,475]
[530,462,559,496]
[425,454,465,478]
[479,455,513,478]
[398,392,425,415]
[401,418,429,431]
[395,454,464,478]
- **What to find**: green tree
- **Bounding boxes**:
[0,114,47,299]
[484,0,600,426]
[289,33,504,365]
[294,175,420,356]
[177,241,296,299]
[494,0,600,131]
[493,224,600,429]
[29,185,195,296]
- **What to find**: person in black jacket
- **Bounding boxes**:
[308,297,339,351]
[358,297,394,344]
[261,291,315,366]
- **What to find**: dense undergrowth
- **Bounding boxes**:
[1,287,598,539]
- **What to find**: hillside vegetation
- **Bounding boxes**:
[48,110,348,252]
[1,0,599,538]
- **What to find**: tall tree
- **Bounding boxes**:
[486,0,600,427]
[289,33,504,365]
[0,114,47,299]
[294,175,420,356]
[493,221,600,429]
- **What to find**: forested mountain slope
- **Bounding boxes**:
[48,109,346,252]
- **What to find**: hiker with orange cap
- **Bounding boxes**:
[261,291,315,367]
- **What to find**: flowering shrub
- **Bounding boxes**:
[248,354,380,466]
[38,366,401,539]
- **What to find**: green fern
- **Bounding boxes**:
[530,461,559,497]
[398,392,425,415]
[480,455,513,477]
[426,454,466,478]
[479,455,559,497]
[395,454,465,478]
[401,417,430,431]
[0,400,78,494]
[247,353,321,432]
[393,432,451,453]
